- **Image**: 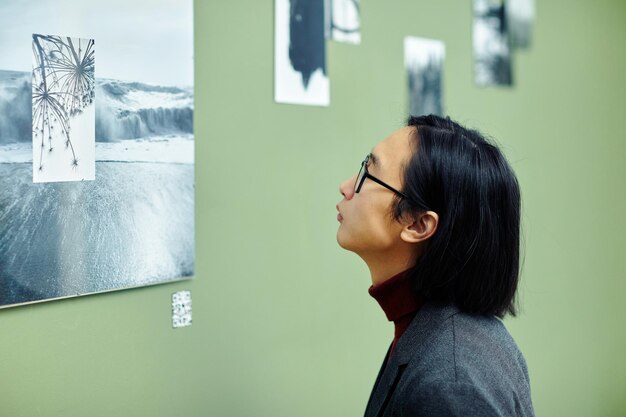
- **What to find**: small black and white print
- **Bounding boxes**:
[32,35,95,183]
[507,0,535,49]
[326,0,360,44]
[275,0,329,106]
[473,0,513,87]
[404,36,445,117]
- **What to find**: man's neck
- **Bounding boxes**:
[357,240,424,285]
[364,250,417,286]
[369,263,412,285]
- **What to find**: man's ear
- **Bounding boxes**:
[400,211,439,243]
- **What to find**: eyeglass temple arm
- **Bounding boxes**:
[365,174,410,200]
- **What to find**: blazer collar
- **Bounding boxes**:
[364,303,460,417]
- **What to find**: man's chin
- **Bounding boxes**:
[336,229,350,250]
[336,229,358,253]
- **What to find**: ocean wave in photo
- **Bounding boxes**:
[0,161,194,307]
[0,70,193,145]
[0,70,31,145]
[96,79,193,141]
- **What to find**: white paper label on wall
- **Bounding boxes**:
[172,290,192,328]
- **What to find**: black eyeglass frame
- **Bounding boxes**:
[354,154,410,200]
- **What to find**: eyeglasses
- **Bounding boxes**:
[354,154,409,200]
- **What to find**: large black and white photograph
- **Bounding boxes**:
[326,0,361,44]
[275,0,329,106]
[507,0,535,49]
[473,0,513,86]
[0,0,194,308]
[404,36,445,117]
[32,35,95,183]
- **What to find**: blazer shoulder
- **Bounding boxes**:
[409,310,528,382]
[450,312,529,382]
[398,308,534,416]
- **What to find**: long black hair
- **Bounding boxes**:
[395,115,521,318]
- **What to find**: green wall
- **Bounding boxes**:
[1,0,625,416]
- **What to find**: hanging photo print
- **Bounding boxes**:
[32,35,95,183]
[275,0,329,106]
[404,36,445,117]
[507,0,535,49]
[0,0,194,308]
[327,0,361,44]
[473,0,513,86]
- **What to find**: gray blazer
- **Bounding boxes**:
[364,304,535,417]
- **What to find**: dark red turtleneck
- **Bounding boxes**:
[368,269,423,360]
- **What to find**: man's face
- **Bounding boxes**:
[336,127,415,256]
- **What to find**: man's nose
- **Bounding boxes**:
[339,175,356,200]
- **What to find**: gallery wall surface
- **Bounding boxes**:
[0,1,624,416]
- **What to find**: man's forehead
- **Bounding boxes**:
[371,127,415,167]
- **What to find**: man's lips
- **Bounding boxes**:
[336,204,343,222]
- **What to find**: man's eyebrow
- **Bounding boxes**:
[369,152,379,167]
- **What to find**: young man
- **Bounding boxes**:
[336,115,534,417]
